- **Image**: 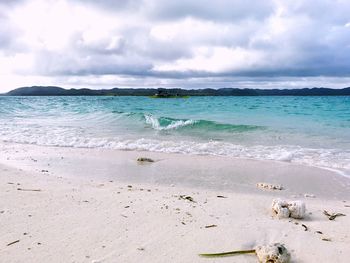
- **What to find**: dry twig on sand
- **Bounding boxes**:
[17,188,41,192]
[7,240,20,246]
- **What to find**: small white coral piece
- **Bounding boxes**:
[257,182,283,190]
[287,200,306,219]
[272,199,290,219]
[272,199,306,219]
[255,243,291,263]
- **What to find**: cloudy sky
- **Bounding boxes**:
[0,0,350,92]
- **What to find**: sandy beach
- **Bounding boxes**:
[1,142,349,262]
[2,0,350,262]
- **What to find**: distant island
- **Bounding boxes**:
[3,86,350,96]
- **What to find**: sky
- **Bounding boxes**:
[0,0,350,92]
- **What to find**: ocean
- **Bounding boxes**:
[0,96,349,176]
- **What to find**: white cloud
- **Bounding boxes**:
[154,46,265,73]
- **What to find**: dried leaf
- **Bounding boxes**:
[323,210,346,220]
[179,195,195,202]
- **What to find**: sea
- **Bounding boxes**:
[0,96,349,176]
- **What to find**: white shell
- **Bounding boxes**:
[255,243,291,263]
[272,199,306,219]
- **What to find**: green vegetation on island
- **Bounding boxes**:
[3,86,350,96]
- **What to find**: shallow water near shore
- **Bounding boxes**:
[0,96,349,175]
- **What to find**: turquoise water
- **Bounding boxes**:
[0,96,349,175]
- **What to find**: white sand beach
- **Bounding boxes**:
[1,142,350,262]
[2,0,350,262]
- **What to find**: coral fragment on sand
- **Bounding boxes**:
[272,199,306,219]
[255,243,291,263]
[257,182,283,190]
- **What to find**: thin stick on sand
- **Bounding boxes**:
[7,240,20,246]
[17,188,42,192]
[199,249,256,257]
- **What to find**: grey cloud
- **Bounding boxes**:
[145,0,274,22]
[282,1,350,24]
[0,12,22,52]
[71,0,142,12]
[30,49,154,76]
[73,0,275,22]
[0,0,25,7]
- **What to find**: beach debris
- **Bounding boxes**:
[257,182,283,191]
[216,195,227,198]
[272,199,306,219]
[304,193,316,198]
[205,224,217,228]
[7,240,20,246]
[322,238,332,242]
[255,243,291,263]
[323,210,346,220]
[199,243,291,263]
[315,231,323,234]
[179,195,195,202]
[199,248,256,258]
[137,157,154,163]
[301,224,308,231]
[17,188,41,192]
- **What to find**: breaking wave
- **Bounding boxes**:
[142,114,262,132]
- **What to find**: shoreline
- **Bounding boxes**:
[1,142,349,200]
[1,142,350,262]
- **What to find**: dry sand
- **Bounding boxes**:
[0,142,350,262]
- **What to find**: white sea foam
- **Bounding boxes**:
[1,127,349,177]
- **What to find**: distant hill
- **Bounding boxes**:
[4,86,350,96]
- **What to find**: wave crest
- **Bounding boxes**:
[144,115,197,130]
[143,114,262,132]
